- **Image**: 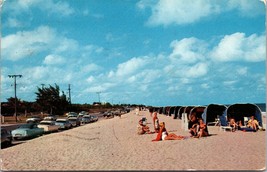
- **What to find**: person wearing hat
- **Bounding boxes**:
[152,122,185,141]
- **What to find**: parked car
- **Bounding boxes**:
[66,112,78,118]
[55,119,72,130]
[68,117,81,127]
[38,121,60,133]
[1,128,12,147]
[26,116,42,123]
[103,111,114,118]
[78,111,89,118]
[90,115,98,122]
[43,116,57,121]
[12,123,44,140]
[81,115,92,124]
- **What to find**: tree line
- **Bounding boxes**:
[1,84,141,116]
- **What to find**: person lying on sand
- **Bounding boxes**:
[137,119,154,135]
[152,122,185,141]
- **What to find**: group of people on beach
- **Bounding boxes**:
[188,112,209,138]
[136,109,262,141]
[137,111,209,141]
[228,115,260,132]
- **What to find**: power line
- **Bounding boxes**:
[8,74,22,122]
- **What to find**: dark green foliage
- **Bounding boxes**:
[35,84,69,115]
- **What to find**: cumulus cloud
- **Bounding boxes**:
[138,0,264,26]
[5,0,74,17]
[2,26,55,61]
[115,57,149,77]
[43,54,65,65]
[169,37,207,64]
[2,26,81,61]
[210,32,265,62]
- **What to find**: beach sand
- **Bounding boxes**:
[1,110,266,171]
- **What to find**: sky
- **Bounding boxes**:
[1,0,266,107]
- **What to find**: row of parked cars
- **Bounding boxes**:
[1,111,99,147]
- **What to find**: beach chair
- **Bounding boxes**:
[219,116,232,132]
[207,117,220,126]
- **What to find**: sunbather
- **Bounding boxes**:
[137,119,153,135]
[188,113,198,137]
[195,118,209,138]
[152,122,185,141]
[247,116,259,131]
[229,118,238,132]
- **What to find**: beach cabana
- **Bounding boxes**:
[189,106,206,120]
[169,106,175,117]
[173,106,182,119]
[177,106,186,119]
[181,106,196,130]
[202,104,227,125]
[226,103,264,127]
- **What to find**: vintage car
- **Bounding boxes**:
[78,111,89,118]
[90,115,99,122]
[38,120,60,133]
[55,119,72,130]
[26,116,42,123]
[66,112,78,118]
[68,117,81,127]
[12,123,44,140]
[43,116,57,121]
[1,128,12,146]
[81,115,93,125]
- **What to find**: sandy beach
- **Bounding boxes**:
[1,110,266,171]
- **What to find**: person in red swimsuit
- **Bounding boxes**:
[152,122,185,141]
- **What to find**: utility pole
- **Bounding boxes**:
[8,74,22,122]
[96,92,101,103]
[68,84,71,104]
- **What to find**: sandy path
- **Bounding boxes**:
[1,110,266,171]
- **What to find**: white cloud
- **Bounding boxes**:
[2,26,82,61]
[5,0,74,17]
[236,67,248,75]
[147,0,220,26]
[115,57,149,77]
[138,0,264,26]
[43,54,65,65]
[186,62,209,78]
[210,33,265,62]
[5,18,24,28]
[169,37,207,64]
[81,63,101,73]
[2,26,55,61]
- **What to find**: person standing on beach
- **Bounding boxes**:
[152,112,160,133]
[152,122,185,141]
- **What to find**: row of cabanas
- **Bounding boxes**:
[150,103,265,128]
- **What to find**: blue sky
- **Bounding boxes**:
[1,0,266,106]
